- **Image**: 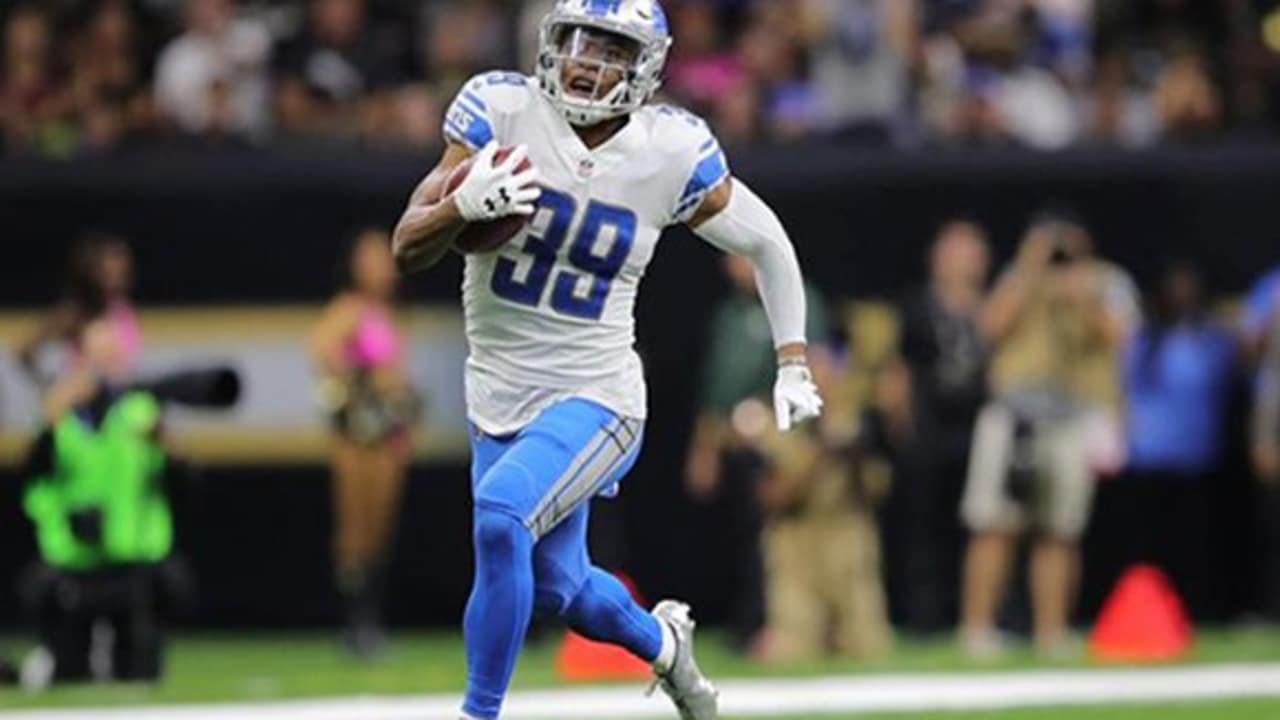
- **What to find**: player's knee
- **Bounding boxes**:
[533,586,572,617]
[472,505,529,560]
[532,562,582,617]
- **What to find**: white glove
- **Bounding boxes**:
[452,142,542,222]
[773,363,823,431]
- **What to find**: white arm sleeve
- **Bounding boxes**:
[693,178,807,348]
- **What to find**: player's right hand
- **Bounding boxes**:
[452,141,542,223]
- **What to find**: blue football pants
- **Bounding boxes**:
[461,398,664,719]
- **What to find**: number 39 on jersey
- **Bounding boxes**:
[492,189,636,321]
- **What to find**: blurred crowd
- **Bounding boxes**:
[691,211,1280,661]
[9,0,1280,157]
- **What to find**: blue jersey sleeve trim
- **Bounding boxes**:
[444,96,495,150]
[676,144,729,214]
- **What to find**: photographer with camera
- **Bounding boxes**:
[752,350,892,662]
[958,213,1138,658]
[18,317,237,688]
[684,254,832,655]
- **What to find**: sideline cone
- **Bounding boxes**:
[555,631,652,681]
[1089,564,1192,662]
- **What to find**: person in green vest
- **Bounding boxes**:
[24,390,171,572]
[19,319,237,688]
[19,376,171,687]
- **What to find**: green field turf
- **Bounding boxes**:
[765,700,1280,720]
[2,626,1280,716]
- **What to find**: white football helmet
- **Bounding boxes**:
[536,0,672,127]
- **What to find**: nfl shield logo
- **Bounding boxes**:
[577,158,595,178]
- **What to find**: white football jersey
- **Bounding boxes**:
[443,72,729,435]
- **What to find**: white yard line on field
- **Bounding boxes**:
[4,663,1280,719]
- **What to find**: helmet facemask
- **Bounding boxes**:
[538,18,669,127]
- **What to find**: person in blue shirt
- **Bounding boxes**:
[1120,261,1236,618]
[1240,265,1280,355]
[1126,262,1236,475]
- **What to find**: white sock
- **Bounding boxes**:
[653,619,677,673]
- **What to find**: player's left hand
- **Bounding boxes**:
[773,364,823,431]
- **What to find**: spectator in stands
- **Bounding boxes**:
[1120,261,1235,618]
[657,1,778,145]
[796,0,919,143]
[71,1,143,99]
[1,4,72,155]
[711,75,764,146]
[1093,0,1232,82]
[735,2,816,142]
[153,0,271,140]
[1153,46,1222,141]
[882,220,991,634]
[685,254,830,655]
[417,0,507,93]
[959,213,1138,657]
[755,352,892,661]
[16,233,141,393]
[665,0,743,119]
[1087,52,1161,148]
[1028,0,1094,84]
[920,0,1089,149]
[0,0,1272,153]
[1093,0,1229,145]
[70,0,154,151]
[273,0,408,140]
[379,83,439,148]
[390,0,506,148]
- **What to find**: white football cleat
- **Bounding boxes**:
[648,600,719,720]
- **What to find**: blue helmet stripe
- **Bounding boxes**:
[651,3,669,36]
[585,0,623,16]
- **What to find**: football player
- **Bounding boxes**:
[392,1,823,718]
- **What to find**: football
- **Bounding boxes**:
[443,146,535,254]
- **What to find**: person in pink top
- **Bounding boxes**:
[17,232,141,393]
[310,228,418,658]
